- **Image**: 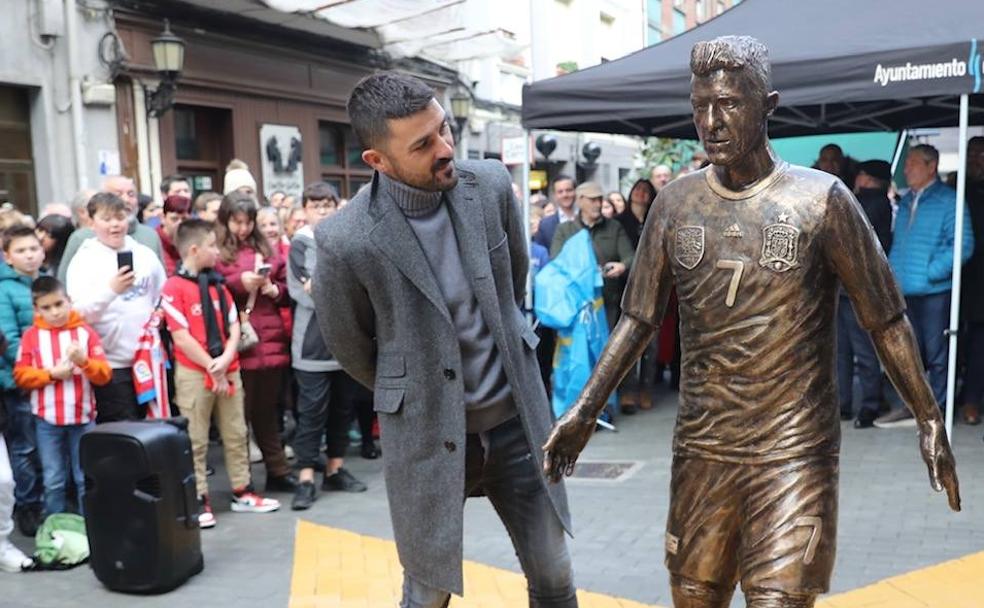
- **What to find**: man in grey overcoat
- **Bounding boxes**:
[313,72,577,607]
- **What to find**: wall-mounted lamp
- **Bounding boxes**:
[144,20,185,118]
[450,90,472,136]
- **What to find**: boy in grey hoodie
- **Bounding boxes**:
[287,182,367,510]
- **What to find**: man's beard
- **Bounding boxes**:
[391,158,458,192]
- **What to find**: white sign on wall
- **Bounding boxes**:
[259,123,304,201]
[501,136,528,166]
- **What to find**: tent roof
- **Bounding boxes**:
[522,0,984,137]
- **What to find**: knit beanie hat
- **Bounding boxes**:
[224,168,257,195]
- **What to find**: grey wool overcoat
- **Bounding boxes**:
[312,159,572,595]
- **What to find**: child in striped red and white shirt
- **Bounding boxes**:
[13,277,111,517]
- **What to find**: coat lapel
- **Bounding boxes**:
[445,173,507,342]
[445,175,493,281]
[368,183,452,325]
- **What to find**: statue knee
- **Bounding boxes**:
[745,587,816,608]
[670,574,733,608]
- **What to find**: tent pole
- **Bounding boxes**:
[945,94,970,440]
[523,131,534,318]
[890,129,908,177]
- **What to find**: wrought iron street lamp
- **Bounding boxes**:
[144,20,185,118]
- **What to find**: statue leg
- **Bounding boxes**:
[745,587,816,608]
[670,574,734,608]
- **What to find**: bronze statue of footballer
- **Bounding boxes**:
[543,35,960,608]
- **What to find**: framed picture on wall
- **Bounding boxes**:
[259,123,304,202]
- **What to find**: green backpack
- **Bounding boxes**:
[33,513,90,570]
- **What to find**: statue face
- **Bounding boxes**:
[691,70,769,168]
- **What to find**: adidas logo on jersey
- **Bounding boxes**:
[723,223,743,238]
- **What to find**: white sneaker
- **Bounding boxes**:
[284,444,295,461]
[0,540,33,573]
[230,489,280,513]
[198,496,216,529]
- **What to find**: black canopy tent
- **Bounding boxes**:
[521,0,984,437]
[521,0,984,138]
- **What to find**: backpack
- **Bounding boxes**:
[32,513,90,570]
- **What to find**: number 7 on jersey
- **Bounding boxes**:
[715,260,744,307]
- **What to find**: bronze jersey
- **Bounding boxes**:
[622,161,905,464]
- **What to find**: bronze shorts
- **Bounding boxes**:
[665,455,838,595]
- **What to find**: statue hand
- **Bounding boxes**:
[542,408,597,483]
[919,418,961,511]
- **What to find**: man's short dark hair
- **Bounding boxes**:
[175,218,215,256]
[2,224,39,252]
[347,71,436,149]
[160,174,189,196]
[302,182,339,206]
[552,175,575,191]
[87,192,128,219]
[31,276,65,302]
[691,35,771,99]
[911,144,940,167]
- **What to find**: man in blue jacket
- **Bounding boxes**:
[877,144,975,428]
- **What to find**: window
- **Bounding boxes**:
[170,104,233,199]
[673,8,687,34]
[647,0,663,45]
[0,86,36,214]
[319,121,372,198]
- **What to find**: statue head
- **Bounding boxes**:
[690,36,778,169]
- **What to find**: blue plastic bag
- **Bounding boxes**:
[533,230,615,417]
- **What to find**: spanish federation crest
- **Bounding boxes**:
[760,213,800,272]
[675,226,705,270]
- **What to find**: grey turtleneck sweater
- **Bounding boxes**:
[379,172,515,433]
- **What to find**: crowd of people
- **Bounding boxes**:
[531,138,984,431]
[0,131,981,575]
[0,161,377,572]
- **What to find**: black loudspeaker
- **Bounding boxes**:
[81,418,203,593]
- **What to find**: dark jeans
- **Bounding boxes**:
[242,367,291,478]
[293,369,356,469]
[400,416,577,608]
[93,369,143,424]
[906,292,951,408]
[837,296,882,421]
[35,419,92,516]
[3,389,41,508]
[962,321,984,406]
[345,375,375,445]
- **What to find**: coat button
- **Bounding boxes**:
[444,441,456,453]
[443,368,456,380]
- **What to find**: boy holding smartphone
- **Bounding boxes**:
[66,192,166,423]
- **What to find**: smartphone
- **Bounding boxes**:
[117,250,134,270]
[256,264,272,277]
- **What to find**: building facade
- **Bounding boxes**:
[111,4,456,202]
[645,0,742,45]
[452,0,647,196]
[0,0,117,214]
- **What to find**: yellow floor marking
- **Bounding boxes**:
[290,520,984,607]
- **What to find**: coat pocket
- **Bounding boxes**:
[373,387,405,414]
[376,353,406,378]
[488,233,508,252]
